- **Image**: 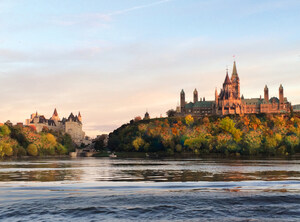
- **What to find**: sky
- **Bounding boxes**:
[0,0,300,137]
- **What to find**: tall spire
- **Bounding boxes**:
[232,61,238,77]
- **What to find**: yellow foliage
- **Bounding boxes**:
[0,144,13,157]
[27,144,38,156]
[185,115,194,126]
[46,133,57,146]
[0,125,11,137]
[132,137,145,151]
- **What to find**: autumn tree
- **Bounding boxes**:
[27,144,38,156]
[185,115,194,126]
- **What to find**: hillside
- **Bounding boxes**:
[108,113,300,156]
[0,124,74,158]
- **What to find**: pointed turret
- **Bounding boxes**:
[51,108,60,121]
[53,108,58,116]
[68,112,75,122]
[78,111,82,122]
[232,61,238,77]
[224,71,231,85]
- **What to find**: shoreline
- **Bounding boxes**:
[2,152,300,161]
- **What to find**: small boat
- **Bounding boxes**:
[109,153,117,158]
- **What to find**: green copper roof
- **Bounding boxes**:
[194,101,214,108]
[269,97,279,103]
[293,104,300,111]
[185,101,214,109]
[185,102,194,109]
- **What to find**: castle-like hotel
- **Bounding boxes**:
[25,109,85,145]
[177,61,292,116]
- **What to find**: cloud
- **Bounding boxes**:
[1,34,300,137]
[105,0,174,17]
[51,0,174,27]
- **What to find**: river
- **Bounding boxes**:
[1,157,300,221]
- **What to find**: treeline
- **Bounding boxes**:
[108,113,300,156]
[0,124,75,158]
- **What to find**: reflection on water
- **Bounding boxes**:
[1,158,300,182]
[1,157,300,221]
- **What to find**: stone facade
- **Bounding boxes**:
[25,109,85,145]
[177,61,291,116]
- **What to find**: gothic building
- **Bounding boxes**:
[177,61,291,116]
[25,109,85,145]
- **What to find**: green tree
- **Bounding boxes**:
[56,144,68,155]
[166,109,176,118]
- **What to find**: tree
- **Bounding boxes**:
[27,144,38,156]
[46,133,57,147]
[132,137,145,151]
[94,135,108,151]
[185,115,194,126]
[0,125,11,137]
[134,116,142,122]
[61,133,75,152]
[219,117,242,142]
[166,109,176,118]
[243,130,262,155]
[56,144,67,155]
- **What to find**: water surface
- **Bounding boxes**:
[1,157,300,221]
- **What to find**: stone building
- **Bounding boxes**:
[177,61,291,116]
[25,109,85,145]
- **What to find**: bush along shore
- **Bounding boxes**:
[0,124,75,159]
[108,113,300,156]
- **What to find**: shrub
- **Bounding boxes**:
[175,144,182,153]
[17,146,27,156]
